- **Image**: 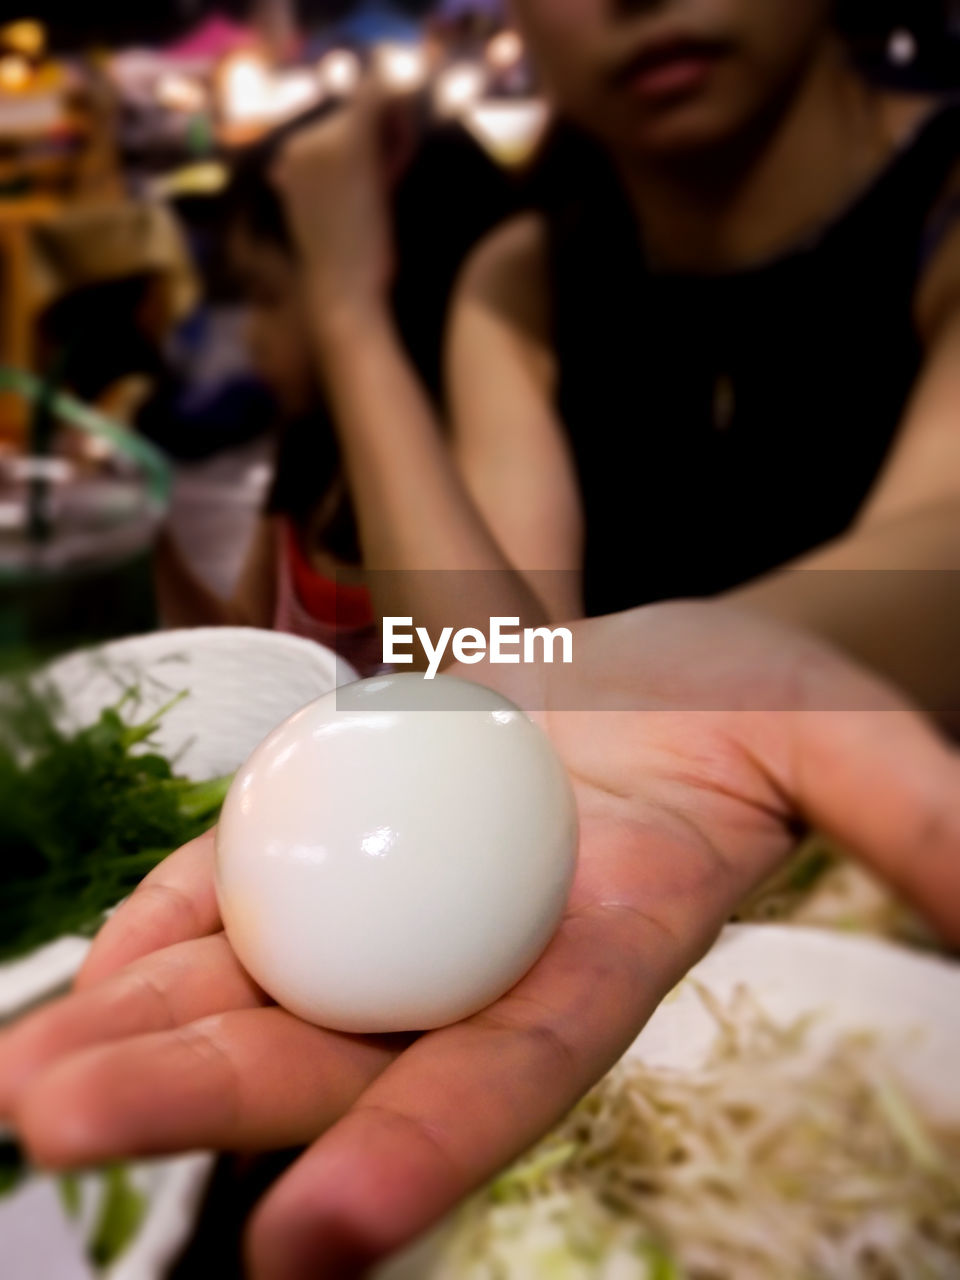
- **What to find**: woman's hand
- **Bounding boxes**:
[1,602,959,1278]
[272,89,397,339]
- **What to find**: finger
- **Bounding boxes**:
[247,813,734,1278]
[0,933,262,1118]
[76,831,220,989]
[276,80,379,169]
[788,705,960,944]
[16,1008,403,1169]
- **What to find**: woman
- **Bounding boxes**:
[274,0,960,713]
[152,116,379,674]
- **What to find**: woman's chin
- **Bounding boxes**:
[604,84,758,163]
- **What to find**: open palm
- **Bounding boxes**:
[2,602,959,1279]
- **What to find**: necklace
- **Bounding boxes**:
[713,372,736,433]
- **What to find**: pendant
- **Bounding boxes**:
[713,374,735,432]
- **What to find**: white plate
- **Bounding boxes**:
[628,924,960,1117]
[378,925,960,1279]
[0,627,357,1020]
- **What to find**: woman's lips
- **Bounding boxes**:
[614,39,730,104]
[629,54,717,100]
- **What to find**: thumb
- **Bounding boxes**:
[787,703,960,947]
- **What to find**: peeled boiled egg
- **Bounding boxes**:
[215,673,578,1033]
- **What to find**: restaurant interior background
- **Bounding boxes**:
[2,2,960,1278]
[0,0,532,663]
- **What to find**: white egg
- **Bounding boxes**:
[215,673,578,1033]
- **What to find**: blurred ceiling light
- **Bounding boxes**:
[486,29,524,71]
[319,48,362,97]
[220,51,273,124]
[887,28,918,66]
[156,72,208,114]
[0,53,32,92]
[1,20,46,59]
[271,68,322,120]
[434,62,486,117]
[463,98,551,169]
[373,42,427,93]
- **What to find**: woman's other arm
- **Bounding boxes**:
[732,229,960,719]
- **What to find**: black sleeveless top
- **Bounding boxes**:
[545,102,960,618]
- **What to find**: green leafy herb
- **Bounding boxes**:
[58,1172,82,1219]
[88,1165,146,1270]
[3,1144,152,1273]
[489,1142,579,1203]
[785,844,835,892]
[0,677,231,962]
[635,1240,682,1280]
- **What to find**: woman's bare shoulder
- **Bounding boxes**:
[877,89,943,146]
[456,213,552,346]
[903,96,960,343]
[870,89,960,342]
[916,203,960,344]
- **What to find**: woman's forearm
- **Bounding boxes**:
[312,303,550,639]
[729,502,960,721]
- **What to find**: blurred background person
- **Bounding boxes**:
[154,101,515,674]
[153,115,380,674]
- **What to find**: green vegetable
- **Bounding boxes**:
[489,1142,579,1203]
[872,1072,949,1179]
[635,1240,682,1280]
[2,1140,151,1272]
[88,1165,146,1270]
[58,1173,82,1220]
[785,845,834,892]
[0,677,231,962]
